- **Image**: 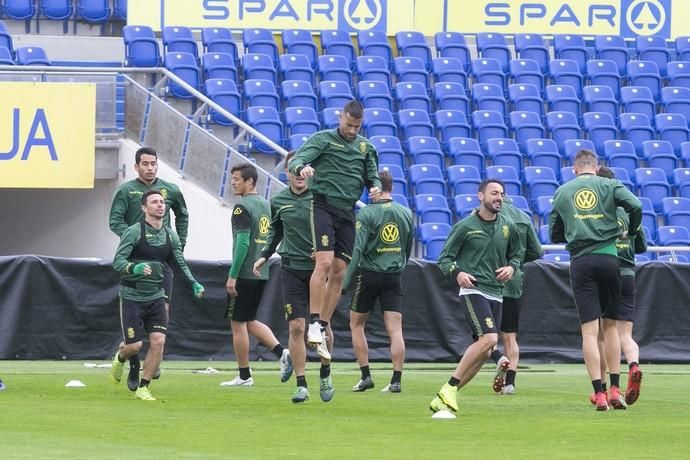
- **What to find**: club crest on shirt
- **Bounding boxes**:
[233,207,242,215]
[485,317,494,329]
[502,225,510,239]
[127,327,135,339]
[321,234,329,247]
[159,188,168,199]
[359,142,367,154]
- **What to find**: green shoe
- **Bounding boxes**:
[437,383,458,412]
[320,376,335,402]
[135,386,156,401]
[429,396,449,413]
[291,386,309,403]
[110,352,124,384]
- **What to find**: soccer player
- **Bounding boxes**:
[429,179,523,415]
[344,171,414,393]
[109,146,189,390]
[288,100,382,357]
[549,150,642,411]
[222,163,292,387]
[109,190,204,401]
[489,196,543,395]
[253,153,334,403]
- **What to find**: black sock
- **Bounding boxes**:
[309,313,320,323]
[129,354,140,366]
[272,344,285,358]
[592,379,603,394]
[629,361,639,369]
[448,376,460,387]
[360,365,371,379]
[296,375,307,388]
[602,382,607,392]
[490,349,503,363]
[506,369,516,386]
[319,320,329,329]
[320,364,330,379]
[139,378,150,388]
[610,373,620,388]
[391,370,402,384]
[239,367,251,380]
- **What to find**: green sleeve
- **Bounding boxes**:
[260,200,283,259]
[364,147,382,189]
[524,223,544,262]
[404,210,414,263]
[229,231,250,278]
[506,222,526,272]
[437,223,465,278]
[168,230,197,285]
[288,134,326,174]
[112,225,140,274]
[109,188,130,237]
[549,209,566,244]
[170,187,189,249]
[613,183,643,237]
[343,212,369,290]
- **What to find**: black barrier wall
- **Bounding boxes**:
[0,256,688,363]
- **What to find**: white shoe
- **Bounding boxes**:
[492,356,510,393]
[307,321,323,345]
[316,338,331,360]
[279,349,293,383]
[501,384,515,395]
[220,376,254,386]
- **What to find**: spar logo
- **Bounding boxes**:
[621,0,670,37]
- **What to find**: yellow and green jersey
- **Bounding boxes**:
[500,199,543,299]
[231,194,271,280]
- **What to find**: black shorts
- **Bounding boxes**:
[616,275,635,322]
[349,270,403,313]
[461,294,502,338]
[119,297,168,344]
[225,278,267,322]
[500,296,521,333]
[163,264,173,303]
[281,266,312,321]
[312,194,356,263]
[569,253,621,324]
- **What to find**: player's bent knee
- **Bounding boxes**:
[149,333,166,349]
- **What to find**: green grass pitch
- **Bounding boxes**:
[1,361,689,459]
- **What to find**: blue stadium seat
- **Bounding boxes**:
[549,59,583,98]
[281,80,318,111]
[543,253,570,262]
[595,35,629,75]
[162,27,197,60]
[510,195,532,217]
[675,37,690,61]
[514,34,549,74]
[0,46,14,64]
[486,138,523,175]
[204,79,241,126]
[682,142,690,168]
[279,54,314,86]
[202,52,237,83]
[603,140,639,180]
[657,254,689,263]
[114,0,126,21]
[509,58,544,95]
[391,193,408,207]
[432,57,468,88]
[472,83,506,119]
[636,167,672,212]
[317,55,352,87]
[395,81,431,112]
[673,167,690,198]
[536,196,554,225]
[4,0,36,20]
[243,79,280,111]
[619,113,655,157]
[485,165,521,196]
[655,113,690,156]
[379,164,408,196]
[666,61,690,88]
[283,107,320,136]
[414,194,453,225]
[583,112,618,154]
[433,82,469,113]
[546,111,582,154]
[242,53,277,83]
[357,80,393,111]
[545,84,581,120]
[282,29,318,69]
[510,111,545,151]
[321,30,356,66]
[560,166,576,183]
[447,164,481,196]
[620,86,655,123]
[524,166,559,202]
[245,106,284,153]
[419,223,451,261]
[656,225,690,245]
[642,140,678,182]
[563,139,595,162]
[409,164,446,196]
[357,30,393,67]
[583,85,618,123]
[636,35,670,77]
[609,166,635,191]
[393,56,429,88]
[508,83,543,117]
[476,32,511,73]
[526,138,561,180]
[448,137,484,171]
[0,20,14,54]
[434,31,471,73]
[635,254,652,263]
[472,110,508,149]
[399,109,434,139]
[627,60,662,102]
[16,46,50,65]
[587,59,622,99]
[553,34,588,74]
[77,0,110,23]
[202,28,238,64]
[435,109,471,150]
[471,58,506,89]
[662,197,690,230]
[371,135,405,170]
[538,224,551,244]
[454,194,480,218]
[661,87,690,128]
[356,55,391,88]
[321,107,341,129]
[639,196,658,239]
[41,0,73,21]
[395,31,432,70]
[363,108,396,138]
[242,28,278,64]
[407,136,444,170]
[123,25,160,67]
[318,80,354,109]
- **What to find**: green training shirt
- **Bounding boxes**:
[109,178,189,248]
[438,211,524,299]
[616,207,648,277]
[288,129,381,210]
[260,187,315,271]
[549,174,642,260]
[231,194,271,280]
[113,222,197,302]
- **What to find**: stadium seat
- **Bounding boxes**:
[419,223,451,261]
[676,37,690,61]
[673,167,690,198]
[639,196,658,239]
[656,225,690,246]
[0,46,13,64]
[524,166,559,203]
[281,78,319,110]
[16,46,51,65]
[583,112,618,154]
[657,254,689,263]
[510,111,545,151]
[546,111,582,154]
[595,35,629,75]
[635,254,652,263]
[508,83,544,117]
[509,58,545,95]
[395,81,431,112]
[636,167,672,212]
[393,56,429,88]
[549,59,583,98]
[282,29,318,69]
[317,55,352,88]
[587,59,622,99]
[526,138,561,180]
[242,28,278,64]
[321,107,341,129]
[543,253,570,262]
[278,54,314,86]
[642,140,678,182]
[603,140,639,180]
[454,194,480,218]
[379,164,408,196]
[546,84,581,120]
[204,79,241,126]
[162,26,198,60]
[667,61,690,88]
[538,224,551,244]
[485,165,521,196]
[357,80,393,111]
[433,82,469,113]
[357,30,393,67]
[371,135,405,170]
[510,195,532,217]
[363,108,396,138]
[202,28,238,64]
[245,106,283,154]
[514,33,549,75]
[662,197,690,230]
[560,166,576,183]
[4,0,36,20]
[242,53,277,83]
[409,164,446,196]
[77,0,111,23]
[432,57,468,87]
[553,34,588,74]
[0,20,14,53]
[414,194,453,225]
[436,109,471,150]
[113,0,126,21]
[563,139,595,163]
[610,166,635,191]
[472,110,508,149]
[627,61,662,102]
[283,107,320,136]
[655,113,690,156]
[202,52,237,83]
[472,83,506,119]
[395,31,432,70]
[319,81,354,109]
[40,0,73,23]
[583,85,618,123]
[123,25,160,67]
[356,55,391,88]
[536,196,554,225]
[661,87,690,128]
[448,137,484,171]
[620,86,655,123]
[243,79,280,111]
[619,113,655,157]
[486,138,523,175]
[391,193,408,207]
[471,58,506,89]
[407,136,444,170]
[682,142,690,168]
[476,32,511,73]
[636,35,671,77]
[399,109,434,140]
[434,31,471,73]
[320,30,356,66]
[447,164,481,196]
